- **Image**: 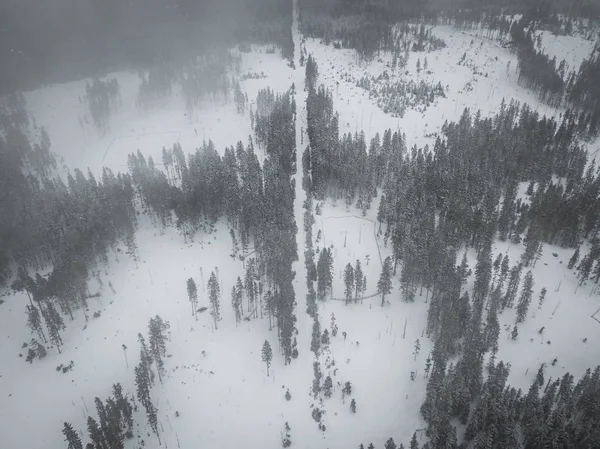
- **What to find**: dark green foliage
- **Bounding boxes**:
[208,272,221,329]
[148,315,169,383]
[311,318,321,355]
[378,257,393,306]
[343,263,355,304]
[62,422,83,449]
[323,376,333,398]
[317,248,333,300]
[261,340,273,376]
[516,271,534,323]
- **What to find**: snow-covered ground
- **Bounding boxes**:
[24,47,293,172]
[1,7,600,449]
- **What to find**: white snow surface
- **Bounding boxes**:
[1,6,600,449]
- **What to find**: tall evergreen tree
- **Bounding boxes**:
[354,260,364,302]
[186,278,198,320]
[62,422,83,449]
[208,271,221,329]
[516,271,534,323]
[231,286,242,325]
[378,256,393,306]
[343,263,355,305]
[568,246,580,270]
[148,315,169,383]
[261,340,273,376]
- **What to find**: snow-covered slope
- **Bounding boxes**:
[1,6,599,449]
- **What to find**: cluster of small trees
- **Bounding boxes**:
[134,316,169,444]
[370,78,445,118]
[62,383,135,449]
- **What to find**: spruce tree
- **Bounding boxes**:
[538,287,547,309]
[344,263,355,304]
[384,438,397,449]
[45,302,64,353]
[378,256,393,306]
[323,375,333,397]
[186,278,198,319]
[26,304,46,343]
[568,246,580,270]
[410,432,419,449]
[231,286,242,325]
[511,325,519,340]
[62,422,83,449]
[350,398,357,413]
[516,271,534,323]
[87,416,106,449]
[317,248,333,300]
[414,339,421,361]
[148,315,169,383]
[261,340,273,376]
[503,264,522,309]
[235,276,244,313]
[208,271,221,329]
[354,260,364,302]
[311,318,321,354]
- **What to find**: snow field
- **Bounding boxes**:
[2,9,599,449]
[309,199,432,447]
[24,46,293,173]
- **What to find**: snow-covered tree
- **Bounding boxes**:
[208,271,221,329]
[262,340,273,376]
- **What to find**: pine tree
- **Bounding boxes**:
[423,353,432,378]
[321,329,330,345]
[134,362,151,410]
[350,398,357,413]
[538,287,547,309]
[138,333,153,384]
[146,401,161,445]
[62,422,83,449]
[511,325,519,340]
[186,278,198,320]
[148,315,169,383]
[317,248,333,300]
[311,318,321,354]
[568,246,580,269]
[45,302,64,353]
[231,286,242,325]
[261,340,273,376]
[414,339,421,361]
[378,256,393,306]
[344,263,355,304]
[384,438,397,449]
[30,338,47,359]
[516,271,534,323]
[410,432,419,449]
[323,375,333,397]
[87,416,106,449]
[578,252,595,286]
[208,271,221,329]
[235,276,244,313]
[354,260,364,302]
[503,264,522,309]
[26,304,46,343]
[330,313,338,337]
